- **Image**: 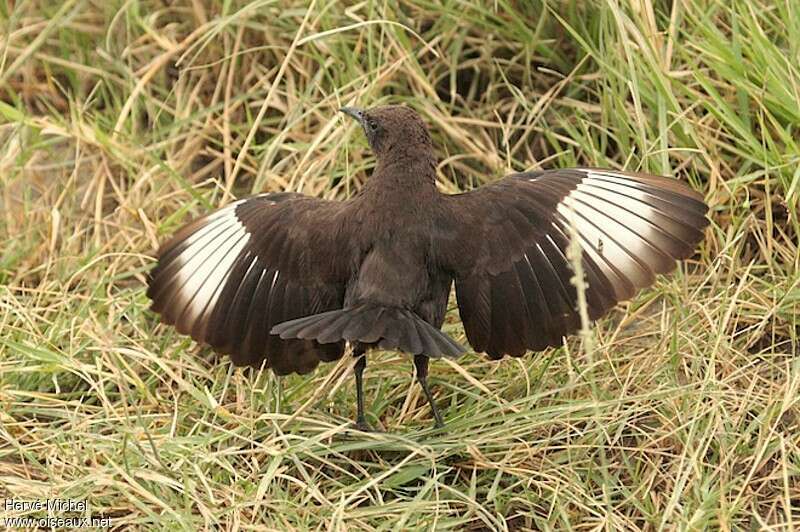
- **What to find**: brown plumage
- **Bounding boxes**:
[146,104,709,429]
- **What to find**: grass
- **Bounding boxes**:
[1,0,799,529]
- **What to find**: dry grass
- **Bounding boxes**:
[1,0,799,529]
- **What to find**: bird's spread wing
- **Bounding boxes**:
[147,192,350,375]
[436,168,708,359]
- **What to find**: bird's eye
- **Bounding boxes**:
[367,120,379,131]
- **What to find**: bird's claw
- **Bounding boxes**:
[352,418,382,433]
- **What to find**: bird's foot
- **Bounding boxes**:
[352,417,382,433]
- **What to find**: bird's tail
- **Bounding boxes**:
[270,303,465,359]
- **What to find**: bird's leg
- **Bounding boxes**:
[413,354,444,429]
[353,348,371,431]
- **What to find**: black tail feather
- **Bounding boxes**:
[271,303,465,359]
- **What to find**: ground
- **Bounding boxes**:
[1,0,798,529]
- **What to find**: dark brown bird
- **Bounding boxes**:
[146,104,708,429]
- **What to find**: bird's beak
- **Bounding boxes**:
[340,106,366,126]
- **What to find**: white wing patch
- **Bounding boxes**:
[549,169,682,299]
[170,199,253,324]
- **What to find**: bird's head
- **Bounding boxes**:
[340,105,432,160]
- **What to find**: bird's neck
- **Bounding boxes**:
[367,149,438,194]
